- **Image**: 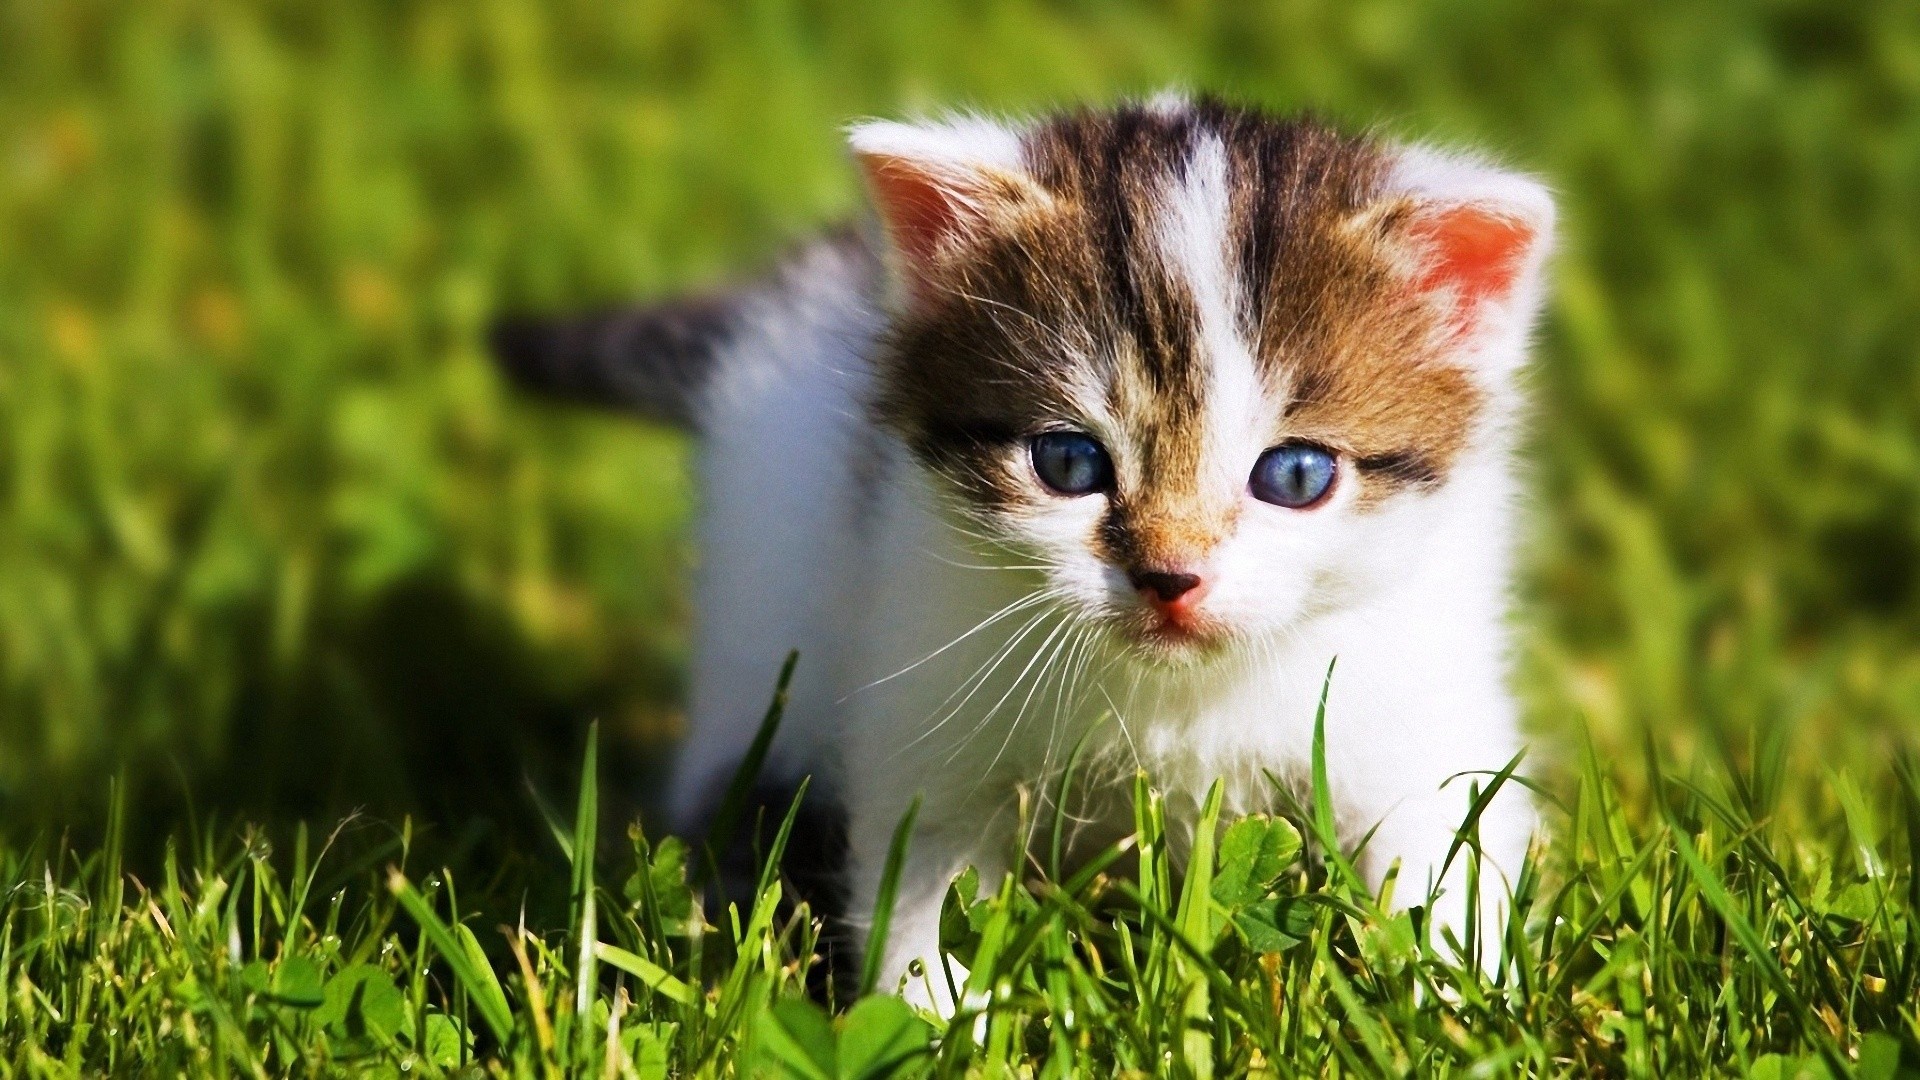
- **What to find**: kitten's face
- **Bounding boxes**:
[858,102,1548,661]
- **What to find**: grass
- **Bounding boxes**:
[1,0,1918,1073]
[7,691,1920,1075]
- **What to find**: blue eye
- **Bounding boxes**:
[1030,432,1112,496]
[1251,443,1337,508]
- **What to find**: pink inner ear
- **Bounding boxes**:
[1412,207,1534,308]
[858,156,969,270]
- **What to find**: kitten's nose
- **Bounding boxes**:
[1130,569,1204,605]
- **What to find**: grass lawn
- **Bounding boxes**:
[1,0,1918,1074]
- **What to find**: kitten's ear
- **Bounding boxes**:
[1385,146,1555,353]
[848,117,1050,305]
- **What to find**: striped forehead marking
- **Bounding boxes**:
[871,98,1489,517]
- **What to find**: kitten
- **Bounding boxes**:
[494,95,1553,1001]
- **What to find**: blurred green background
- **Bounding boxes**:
[1,0,1916,845]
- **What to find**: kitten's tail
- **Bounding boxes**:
[489,228,878,432]
[490,294,736,431]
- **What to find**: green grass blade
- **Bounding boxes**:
[1436,750,1526,886]
[754,775,813,902]
[1668,827,1849,1078]
[572,721,600,1035]
[387,869,515,1046]
[594,942,698,1007]
[706,651,799,861]
[526,778,575,864]
[1175,780,1224,946]
[860,795,921,997]
[1306,659,1365,893]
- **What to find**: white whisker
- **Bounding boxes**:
[969,616,1085,781]
[948,611,1078,764]
[900,606,1058,754]
[838,590,1048,701]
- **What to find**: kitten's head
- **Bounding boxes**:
[852,98,1553,661]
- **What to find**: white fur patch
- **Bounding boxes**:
[846,114,1027,180]
[1387,145,1557,237]
[1151,134,1271,505]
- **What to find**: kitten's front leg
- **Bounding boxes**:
[1349,760,1536,972]
[843,806,1006,1012]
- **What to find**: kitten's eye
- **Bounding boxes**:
[1030,431,1112,496]
[1251,443,1337,508]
